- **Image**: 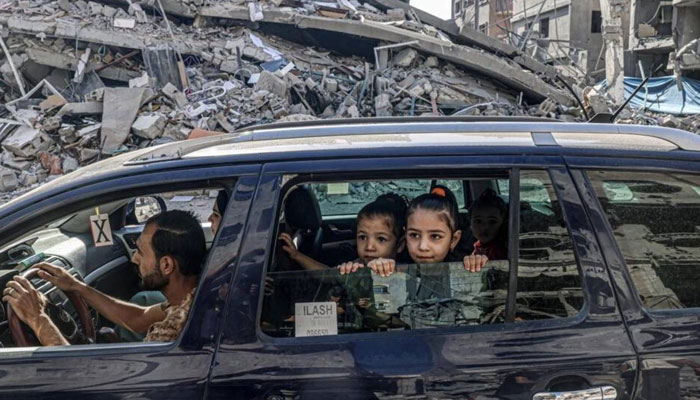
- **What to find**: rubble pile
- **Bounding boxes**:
[0,0,696,201]
[581,86,700,133]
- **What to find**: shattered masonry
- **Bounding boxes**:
[0,0,698,202]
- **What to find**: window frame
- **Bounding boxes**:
[255,162,591,344]
[0,164,258,357]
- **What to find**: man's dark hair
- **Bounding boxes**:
[145,210,206,276]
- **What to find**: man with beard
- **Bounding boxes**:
[2,210,206,346]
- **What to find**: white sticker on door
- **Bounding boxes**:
[90,213,114,247]
[294,302,338,337]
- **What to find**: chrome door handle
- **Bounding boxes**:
[533,386,617,400]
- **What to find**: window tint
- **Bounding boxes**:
[517,171,582,319]
[311,180,430,216]
[588,170,700,310]
[261,172,582,338]
[311,180,465,216]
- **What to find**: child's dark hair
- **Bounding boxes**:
[357,193,409,238]
[469,188,508,217]
[407,185,460,233]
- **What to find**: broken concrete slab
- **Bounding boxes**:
[25,48,141,82]
[392,48,417,67]
[197,5,573,105]
[365,0,562,79]
[101,88,147,154]
[0,167,18,192]
[129,72,152,88]
[2,125,50,158]
[1,151,31,171]
[62,156,79,173]
[386,8,405,21]
[254,70,287,98]
[39,95,67,111]
[132,114,166,139]
[77,123,102,138]
[114,18,136,29]
[162,82,189,108]
[57,102,104,117]
[17,171,38,187]
[80,148,100,163]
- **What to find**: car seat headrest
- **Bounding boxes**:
[285,186,322,232]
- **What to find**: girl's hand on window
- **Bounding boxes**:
[337,261,364,275]
[463,254,488,272]
[367,258,396,277]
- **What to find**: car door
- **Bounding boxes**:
[208,155,637,400]
[569,156,700,400]
[0,164,259,399]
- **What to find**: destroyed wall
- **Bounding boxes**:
[510,0,602,78]
[628,0,700,78]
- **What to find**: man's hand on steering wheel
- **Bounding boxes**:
[35,262,83,293]
[2,275,49,330]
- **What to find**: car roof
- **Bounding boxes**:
[121,117,697,165]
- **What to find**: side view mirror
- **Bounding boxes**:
[125,196,167,225]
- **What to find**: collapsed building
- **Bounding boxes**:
[0,0,697,202]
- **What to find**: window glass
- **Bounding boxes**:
[260,172,582,338]
[0,185,228,347]
[311,180,465,216]
[311,180,430,216]
[588,170,700,310]
[517,171,582,319]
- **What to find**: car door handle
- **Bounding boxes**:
[533,386,617,400]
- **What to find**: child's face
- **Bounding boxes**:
[406,208,461,264]
[356,216,401,264]
[470,206,504,244]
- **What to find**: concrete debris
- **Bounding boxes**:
[101,88,148,154]
[0,0,697,202]
[132,114,166,139]
[114,18,136,29]
[162,82,189,108]
[57,102,103,117]
[2,125,49,158]
[0,167,19,192]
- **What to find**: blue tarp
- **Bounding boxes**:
[623,76,700,115]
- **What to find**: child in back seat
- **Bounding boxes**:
[349,186,491,276]
[278,193,409,330]
[469,189,508,261]
[279,193,408,272]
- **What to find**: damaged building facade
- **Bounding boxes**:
[627,0,700,78]
[509,0,603,79]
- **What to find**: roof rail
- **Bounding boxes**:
[233,116,561,135]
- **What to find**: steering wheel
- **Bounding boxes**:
[6,268,96,347]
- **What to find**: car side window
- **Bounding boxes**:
[259,170,582,338]
[516,171,582,320]
[0,184,231,348]
[587,170,700,310]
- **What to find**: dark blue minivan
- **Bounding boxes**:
[0,117,698,400]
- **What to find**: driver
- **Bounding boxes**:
[2,209,206,346]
